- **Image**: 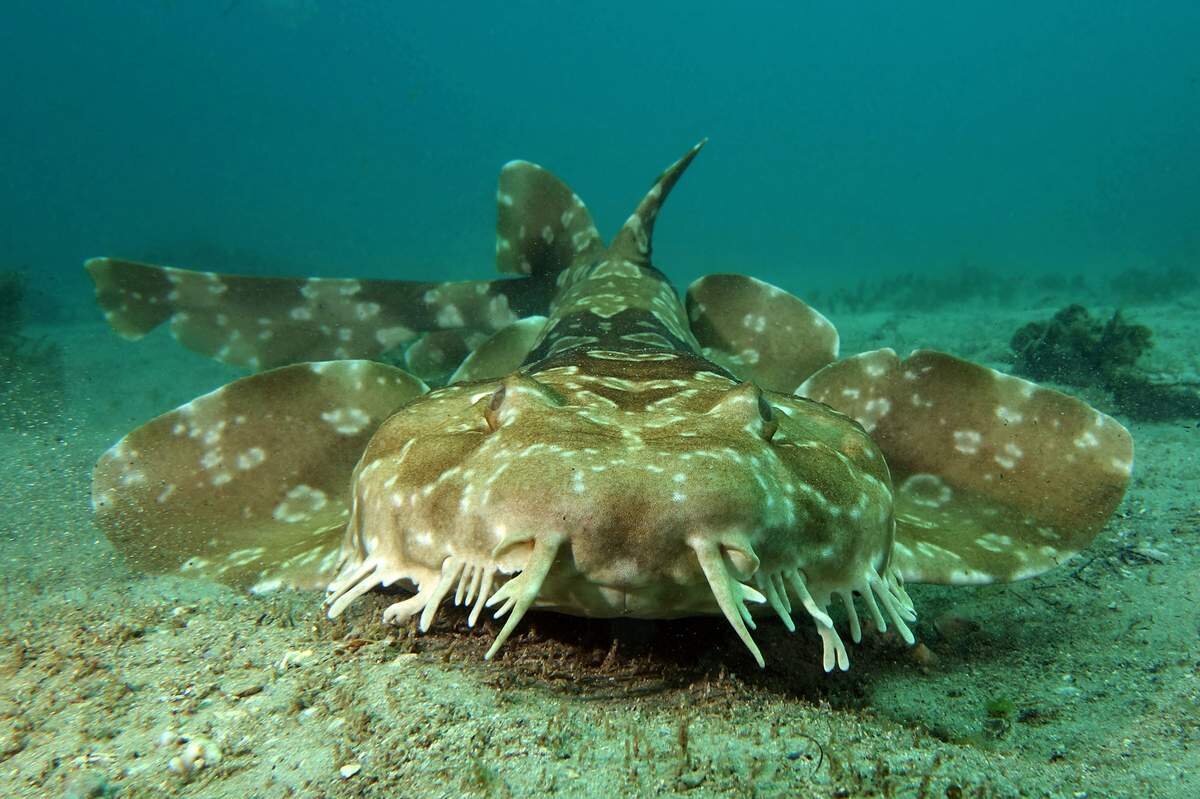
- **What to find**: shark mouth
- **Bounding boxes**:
[326,533,915,672]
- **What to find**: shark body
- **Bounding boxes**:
[89,143,1132,670]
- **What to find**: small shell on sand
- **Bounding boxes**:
[161,731,222,776]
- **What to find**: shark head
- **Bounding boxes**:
[334,344,913,670]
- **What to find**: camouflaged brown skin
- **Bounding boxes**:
[91,361,428,588]
[85,257,557,370]
[90,141,1132,671]
[687,273,840,395]
[799,349,1133,584]
[344,351,894,612]
[326,142,918,668]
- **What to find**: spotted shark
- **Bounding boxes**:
[88,142,1132,671]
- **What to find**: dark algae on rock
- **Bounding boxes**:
[1010,304,1200,421]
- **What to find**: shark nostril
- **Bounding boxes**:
[757,392,779,442]
[483,385,506,431]
[710,382,778,441]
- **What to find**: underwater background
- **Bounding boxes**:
[1,2,1199,798]
[3,1,1199,299]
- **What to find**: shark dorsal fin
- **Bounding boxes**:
[495,160,603,277]
[609,139,706,267]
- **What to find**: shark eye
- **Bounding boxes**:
[758,393,779,442]
[483,385,506,432]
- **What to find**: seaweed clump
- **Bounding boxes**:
[1010,304,1200,421]
[1,271,66,433]
[1010,305,1148,386]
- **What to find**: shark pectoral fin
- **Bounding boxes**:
[799,349,1133,585]
[92,361,427,591]
[86,257,174,338]
[496,160,603,276]
[686,274,839,393]
[85,258,553,370]
[449,316,548,383]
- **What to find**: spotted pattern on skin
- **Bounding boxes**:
[86,259,555,370]
[93,361,426,588]
[93,142,1130,673]
[495,161,604,276]
[687,274,839,394]
[799,348,1133,583]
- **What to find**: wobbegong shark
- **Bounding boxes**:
[88,142,1132,671]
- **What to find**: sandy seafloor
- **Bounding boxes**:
[1,287,1197,799]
